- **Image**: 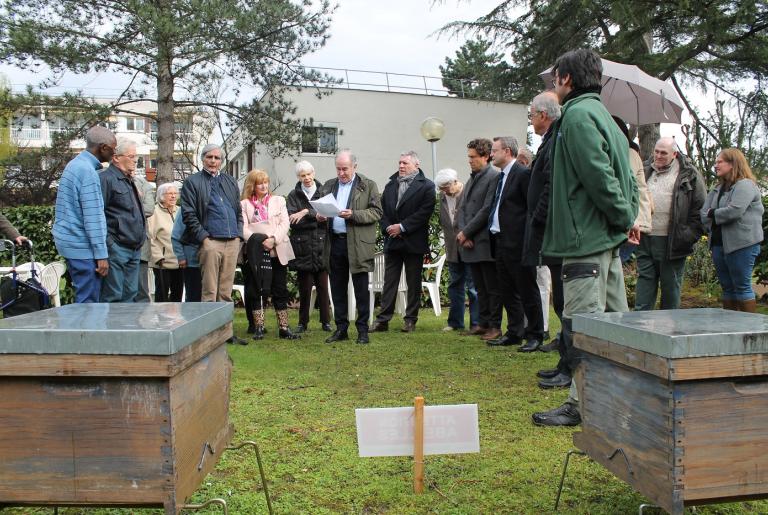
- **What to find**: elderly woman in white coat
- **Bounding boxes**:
[241,169,298,340]
[147,182,183,301]
[701,148,764,312]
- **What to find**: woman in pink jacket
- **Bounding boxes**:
[241,169,298,340]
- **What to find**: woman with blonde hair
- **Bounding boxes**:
[241,169,299,339]
[701,148,764,312]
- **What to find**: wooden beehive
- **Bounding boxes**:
[0,303,234,514]
[572,308,768,515]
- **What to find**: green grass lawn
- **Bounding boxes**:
[10,303,768,514]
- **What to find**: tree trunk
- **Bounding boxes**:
[155,53,175,186]
[638,124,660,162]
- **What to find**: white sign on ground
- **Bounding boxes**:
[355,403,479,457]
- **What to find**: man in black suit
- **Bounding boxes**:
[486,136,544,351]
[370,151,436,332]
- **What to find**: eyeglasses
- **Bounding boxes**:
[552,79,557,88]
[117,154,138,161]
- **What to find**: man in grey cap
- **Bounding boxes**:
[180,144,243,303]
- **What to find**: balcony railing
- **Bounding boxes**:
[11,127,42,141]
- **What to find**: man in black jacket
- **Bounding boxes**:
[99,138,146,302]
[370,151,436,332]
[523,91,569,388]
[486,136,543,350]
[180,144,243,303]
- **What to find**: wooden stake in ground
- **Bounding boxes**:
[414,396,425,494]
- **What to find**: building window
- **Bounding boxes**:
[301,126,337,154]
[126,117,145,132]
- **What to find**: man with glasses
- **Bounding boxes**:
[99,137,146,302]
[53,125,116,303]
[180,144,243,303]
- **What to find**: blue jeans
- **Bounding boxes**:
[447,261,479,329]
[101,242,141,302]
[67,258,102,303]
[711,244,760,301]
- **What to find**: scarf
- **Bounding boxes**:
[397,170,419,206]
[302,182,317,200]
[250,194,270,223]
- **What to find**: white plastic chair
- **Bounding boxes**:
[147,267,156,301]
[40,261,66,307]
[15,261,46,281]
[309,275,335,318]
[368,252,406,325]
[421,254,446,317]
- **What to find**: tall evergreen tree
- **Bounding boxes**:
[436,0,768,160]
[0,0,336,184]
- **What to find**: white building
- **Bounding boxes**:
[11,100,212,181]
[224,87,527,193]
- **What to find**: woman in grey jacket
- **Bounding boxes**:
[701,148,764,312]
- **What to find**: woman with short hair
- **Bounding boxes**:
[148,182,183,301]
[241,169,299,339]
[286,160,332,333]
[702,148,764,312]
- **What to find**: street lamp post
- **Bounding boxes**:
[419,117,445,181]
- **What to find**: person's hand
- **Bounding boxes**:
[628,225,641,245]
[289,209,308,224]
[457,231,467,245]
[462,239,474,249]
[339,209,353,219]
[178,259,188,269]
[386,224,402,237]
[13,235,28,246]
[95,259,109,277]
[262,236,276,251]
[316,213,327,222]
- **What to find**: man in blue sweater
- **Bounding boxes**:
[53,126,116,303]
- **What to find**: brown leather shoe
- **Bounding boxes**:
[401,321,416,333]
[461,325,486,336]
[369,321,389,332]
[481,328,502,341]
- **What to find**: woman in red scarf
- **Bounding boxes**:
[241,169,298,340]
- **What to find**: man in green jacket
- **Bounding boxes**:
[319,149,382,345]
[532,49,638,427]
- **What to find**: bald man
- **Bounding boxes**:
[634,137,706,311]
[53,125,115,303]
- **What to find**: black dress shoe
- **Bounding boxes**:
[294,324,306,334]
[321,322,333,332]
[279,327,301,340]
[401,321,416,333]
[246,324,256,334]
[536,368,560,379]
[325,330,349,343]
[252,327,265,340]
[227,336,249,346]
[542,330,550,341]
[369,321,389,332]
[486,335,520,347]
[518,339,542,352]
[356,333,370,344]
[538,373,572,389]
[532,403,581,427]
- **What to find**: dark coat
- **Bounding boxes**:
[99,164,146,250]
[380,169,436,255]
[522,126,560,267]
[493,161,531,261]
[643,153,707,259]
[286,180,327,272]
[457,163,500,263]
[180,169,243,246]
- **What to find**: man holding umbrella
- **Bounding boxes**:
[532,49,638,427]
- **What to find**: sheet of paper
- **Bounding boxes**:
[310,194,341,217]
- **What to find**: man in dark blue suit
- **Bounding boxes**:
[370,151,436,333]
[486,136,544,350]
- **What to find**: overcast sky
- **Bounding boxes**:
[2,0,688,146]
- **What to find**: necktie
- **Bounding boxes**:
[488,175,504,228]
